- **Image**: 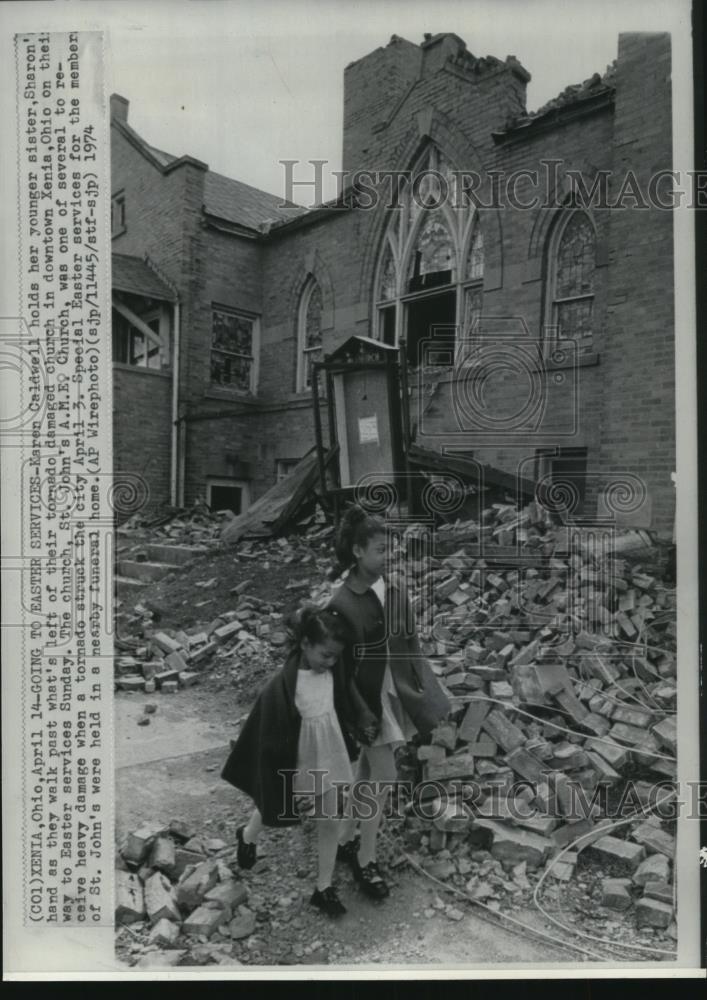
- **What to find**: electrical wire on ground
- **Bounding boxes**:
[532,789,678,960]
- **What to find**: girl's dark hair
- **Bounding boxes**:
[329,504,386,580]
[286,605,351,650]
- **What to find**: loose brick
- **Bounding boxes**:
[183,904,229,938]
[176,860,219,910]
[426,751,475,782]
[474,818,553,869]
[115,871,146,924]
[601,878,633,911]
[433,801,471,833]
[123,823,164,864]
[204,879,249,910]
[642,880,674,905]
[148,918,181,946]
[144,871,181,925]
[151,632,185,656]
[149,836,177,876]
[635,897,673,929]
[633,854,670,886]
[173,847,207,878]
[431,720,458,750]
[178,671,200,688]
[630,822,675,858]
[586,835,645,873]
[165,650,191,673]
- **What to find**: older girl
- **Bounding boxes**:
[327,504,450,899]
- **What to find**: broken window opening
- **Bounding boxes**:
[211,306,257,393]
[112,295,170,370]
[466,225,484,281]
[276,458,301,483]
[407,214,455,293]
[405,289,457,370]
[111,192,126,238]
[371,141,483,369]
[535,447,588,519]
[207,478,250,515]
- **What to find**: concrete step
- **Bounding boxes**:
[117,560,181,583]
[144,543,209,566]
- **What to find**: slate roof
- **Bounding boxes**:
[112,253,176,301]
[112,115,305,231]
[203,171,305,230]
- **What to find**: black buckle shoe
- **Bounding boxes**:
[336,836,360,866]
[310,885,347,917]
[236,824,257,870]
[352,859,389,900]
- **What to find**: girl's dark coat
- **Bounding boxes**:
[326,573,451,740]
[221,649,358,827]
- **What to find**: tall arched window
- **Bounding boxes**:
[376,241,397,346]
[372,143,483,369]
[548,210,596,348]
[460,220,484,360]
[297,277,323,392]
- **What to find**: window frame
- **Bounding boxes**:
[544,208,597,356]
[112,304,170,371]
[206,477,250,515]
[535,446,589,518]
[296,277,324,394]
[210,304,260,395]
[275,457,301,483]
[111,191,126,238]
[371,143,484,369]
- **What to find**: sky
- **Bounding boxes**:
[1,0,693,202]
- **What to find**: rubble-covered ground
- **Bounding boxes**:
[114,502,678,968]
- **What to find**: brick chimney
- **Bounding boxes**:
[342,35,422,176]
[420,32,467,75]
[110,93,129,123]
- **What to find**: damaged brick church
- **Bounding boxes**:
[109,30,674,535]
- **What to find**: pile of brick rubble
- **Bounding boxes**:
[115,499,678,958]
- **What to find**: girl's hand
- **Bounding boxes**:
[360,722,380,745]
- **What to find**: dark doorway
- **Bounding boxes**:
[405,290,456,367]
[536,448,588,517]
[209,484,243,514]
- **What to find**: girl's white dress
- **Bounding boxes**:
[369,577,417,749]
[292,667,355,806]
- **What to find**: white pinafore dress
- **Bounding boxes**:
[291,666,355,813]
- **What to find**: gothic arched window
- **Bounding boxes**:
[371,142,482,368]
[407,214,455,293]
[549,210,596,345]
[297,277,323,392]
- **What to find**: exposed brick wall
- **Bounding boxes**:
[599,33,674,533]
[112,367,172,516]
[110,127,202,291]
[111,122,207,511]
[183,399,326,507]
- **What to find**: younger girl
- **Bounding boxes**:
[221,607,358,916]
[327,505,451,900]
